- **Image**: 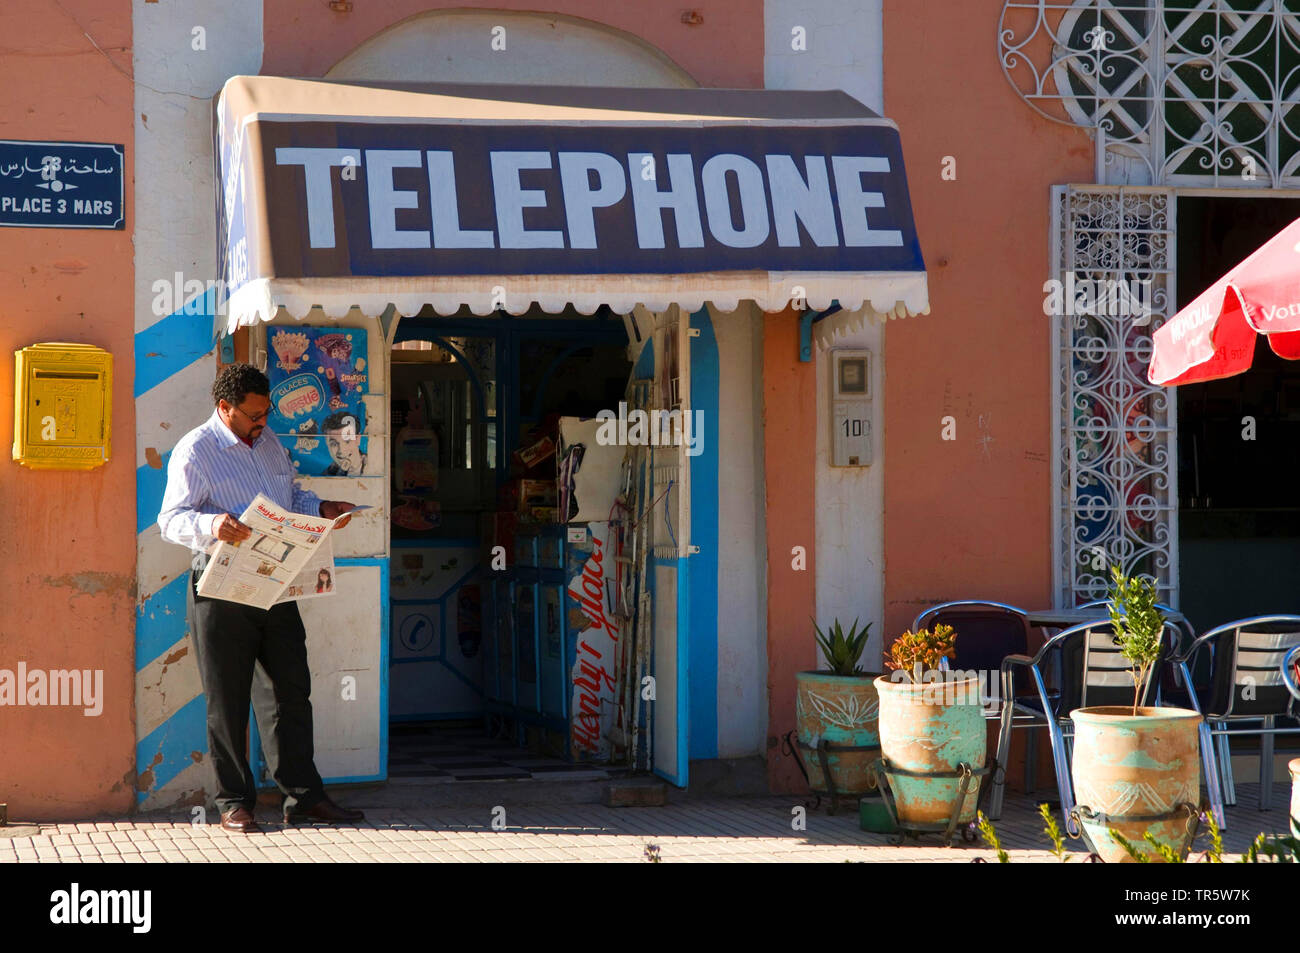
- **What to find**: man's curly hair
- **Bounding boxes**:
[212,363,270,407]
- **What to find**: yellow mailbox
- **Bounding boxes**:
[12,342,113,470]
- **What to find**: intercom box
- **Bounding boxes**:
[830,348,872,467]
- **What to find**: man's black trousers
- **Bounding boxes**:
[188,569,325,816]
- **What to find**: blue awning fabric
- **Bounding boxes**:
[214,76,928,335]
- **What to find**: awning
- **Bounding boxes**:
[214,76,928,336]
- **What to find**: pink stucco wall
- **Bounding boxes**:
[881,0,1094,638]
[0,0,136,819]
[261,1,764,87]
[763,308,818,793]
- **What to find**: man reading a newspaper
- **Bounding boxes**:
[158,363,363,833]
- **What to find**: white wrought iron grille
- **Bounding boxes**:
[1051,186,1178,606]
[1001,0,1300,187]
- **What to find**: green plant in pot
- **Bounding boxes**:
[874,624,987,832]
[1069,565,1204,863]
[794,618,880,815]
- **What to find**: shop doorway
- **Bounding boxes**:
[1176,195,1300,630]
[386,307,632,779]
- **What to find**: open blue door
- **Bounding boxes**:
[647,306,692,787]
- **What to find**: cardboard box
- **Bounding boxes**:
[513,434,556,470]
[502,478,557,515]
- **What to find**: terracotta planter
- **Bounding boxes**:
[874,674,986,826]
[1069,706,1202,863]
[1290,758,1299,840]
[795,671,881,801]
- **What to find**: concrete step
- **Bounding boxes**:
[288,775,623,810]
[603,778,668,807]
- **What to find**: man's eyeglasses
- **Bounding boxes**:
[233,403,271,424]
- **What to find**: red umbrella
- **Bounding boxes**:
[1148,218,1300,386]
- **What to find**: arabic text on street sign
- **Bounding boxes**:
[0,140,124,229]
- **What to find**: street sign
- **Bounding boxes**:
[0,140,124,229]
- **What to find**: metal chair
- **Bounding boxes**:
[1285,645,1300,702]
[1173,615,1300,811]
[989,616,1224,833]
[1074,599,1196,651]
[911,601,1039,797]
[911,600,1032,678]
[1074,599,1199,701]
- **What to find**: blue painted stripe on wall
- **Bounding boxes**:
[137,450,171,535]
[136,572,191,672]
[133,290,216,806]
[688,307,719,761]
[134,290,216,398]
[135,692,207,803]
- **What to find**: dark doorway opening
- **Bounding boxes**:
[386,306,633,781]
[1176,195,1300,630]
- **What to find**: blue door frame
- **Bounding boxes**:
[645,306,719,785]
[687,308,718,764]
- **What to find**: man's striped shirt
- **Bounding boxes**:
[158,408,323,553]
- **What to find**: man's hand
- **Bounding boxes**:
[212,513,252,543]
[320,500,357,529]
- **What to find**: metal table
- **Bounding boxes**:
[1027,607,1186,630]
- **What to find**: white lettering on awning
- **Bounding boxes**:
[275,147,359,248]
[491,151,564,249]
[366,149,429,249]
[627,152,705,250]
[277,147,904,253]
[701,153,769,248]
[427,151,494,249]
[832,156,903,247]
[558,151,627,250]
[766,154,839,247]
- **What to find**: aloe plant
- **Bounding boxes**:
[813,617,872,676]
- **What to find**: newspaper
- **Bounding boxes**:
[195,493,368,609]
[274,537,339,604]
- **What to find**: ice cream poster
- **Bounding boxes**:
[268,328,369,477]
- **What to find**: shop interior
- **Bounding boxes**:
[386,304,633,780]
[1175,195,1300,631]
[1174,194,1300,762]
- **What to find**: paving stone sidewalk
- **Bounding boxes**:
[0,783,1291,863]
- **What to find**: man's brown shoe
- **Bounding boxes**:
[282,796,365,825]
[220,806,261,833]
